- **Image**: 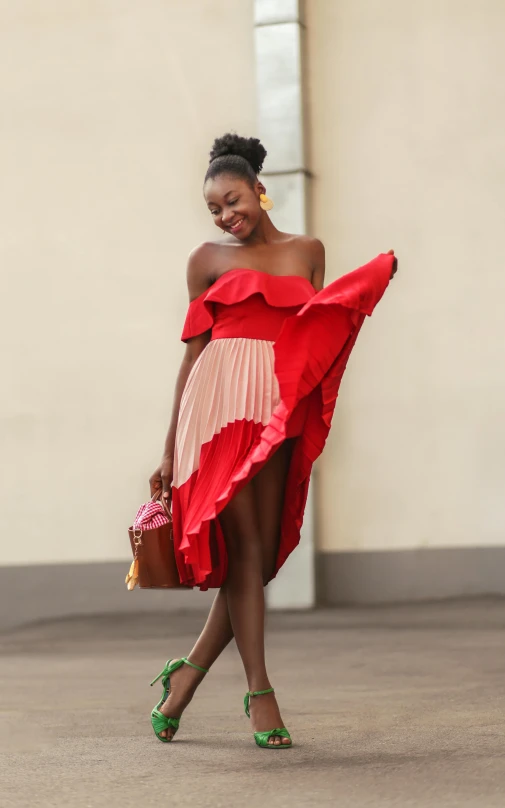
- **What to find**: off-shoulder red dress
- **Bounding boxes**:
[171,253,394,590]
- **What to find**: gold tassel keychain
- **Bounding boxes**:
[125,557,139,590]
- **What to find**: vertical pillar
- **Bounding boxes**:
[254,0,314,609]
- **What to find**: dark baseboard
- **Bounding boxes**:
[316,547,505,605]
[3,547,505,632]
[0,561,214,633]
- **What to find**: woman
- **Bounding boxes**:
[148,133,397,748]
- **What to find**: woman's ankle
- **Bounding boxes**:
[184,655,210,675]
[247,678,272,694]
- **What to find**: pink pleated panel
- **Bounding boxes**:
[173,337,280,488]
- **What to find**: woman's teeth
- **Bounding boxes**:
[230,218,244,232]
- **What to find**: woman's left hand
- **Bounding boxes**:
[387,249,398,279]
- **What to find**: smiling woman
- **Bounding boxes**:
[146,132,397,749]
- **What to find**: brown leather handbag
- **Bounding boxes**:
[125,491,187,589]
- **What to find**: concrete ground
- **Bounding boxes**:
[1,600,505,808]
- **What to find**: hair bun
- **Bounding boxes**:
[209,133,267,175]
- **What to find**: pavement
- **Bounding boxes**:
[1,599,505,808]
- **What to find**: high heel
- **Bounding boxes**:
[150,657,208,743]
[244,688,292,749]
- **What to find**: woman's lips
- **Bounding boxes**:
[229,217,245,233]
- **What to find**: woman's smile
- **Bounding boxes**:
[228,217,245,234]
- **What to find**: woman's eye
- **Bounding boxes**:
[228,199,238,206]
[211,210,219,216]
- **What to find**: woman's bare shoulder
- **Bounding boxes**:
[280,233,325,265]
[280,232,324,251]
[283,235,325,289]
[188,240,222,260]
[186,241,227,298]
[307,236,325,268]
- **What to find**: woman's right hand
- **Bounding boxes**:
[387,248,398,279]
[149,455,173,501]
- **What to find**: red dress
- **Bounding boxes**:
[171,254,393,590]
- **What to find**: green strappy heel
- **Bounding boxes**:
[244,688,292,749]
[150,657,209,743]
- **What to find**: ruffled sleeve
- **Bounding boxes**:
[329,253,393,316]
[273,253,394,412]
[181,296,214,342]
[298,253,393,319]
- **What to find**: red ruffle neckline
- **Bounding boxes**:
[181,269,315,343]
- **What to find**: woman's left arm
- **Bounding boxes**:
[310,238,325,292]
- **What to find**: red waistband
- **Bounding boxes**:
[210,298,302,342]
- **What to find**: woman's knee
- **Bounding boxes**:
[220,517,262,568]
[219,486,263,559]
[226,530,262,565]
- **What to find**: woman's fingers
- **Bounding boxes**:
[390,254,398,278]
[161,474,172,500]
[149,467,163,496]
[160,458,174,500]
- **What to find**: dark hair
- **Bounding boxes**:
[204,133,267,186]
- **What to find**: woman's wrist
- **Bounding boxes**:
[162,441,175,461]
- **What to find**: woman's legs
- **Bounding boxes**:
[247,439,293,745]
[219,482,269,685]
[253,439,294,582]
[157,588,234,738]
[158,441,293,744]
[219,441,293,745]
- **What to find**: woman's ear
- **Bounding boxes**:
[256,180,266,197]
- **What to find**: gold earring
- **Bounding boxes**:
[259,193,274,211]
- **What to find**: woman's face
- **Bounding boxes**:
[204,174,263,241]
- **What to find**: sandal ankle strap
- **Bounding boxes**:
[244,687,275,718]
[182,657,209,674]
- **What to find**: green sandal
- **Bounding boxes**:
[244,688,292,749]
[150,657,208,743]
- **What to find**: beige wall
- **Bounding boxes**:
[307,0,505,552]
[1,0,255,565]
[4,0,505,574]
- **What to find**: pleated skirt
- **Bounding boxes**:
[172,337,284,589]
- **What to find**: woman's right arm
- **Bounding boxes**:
[149,245,212,500]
